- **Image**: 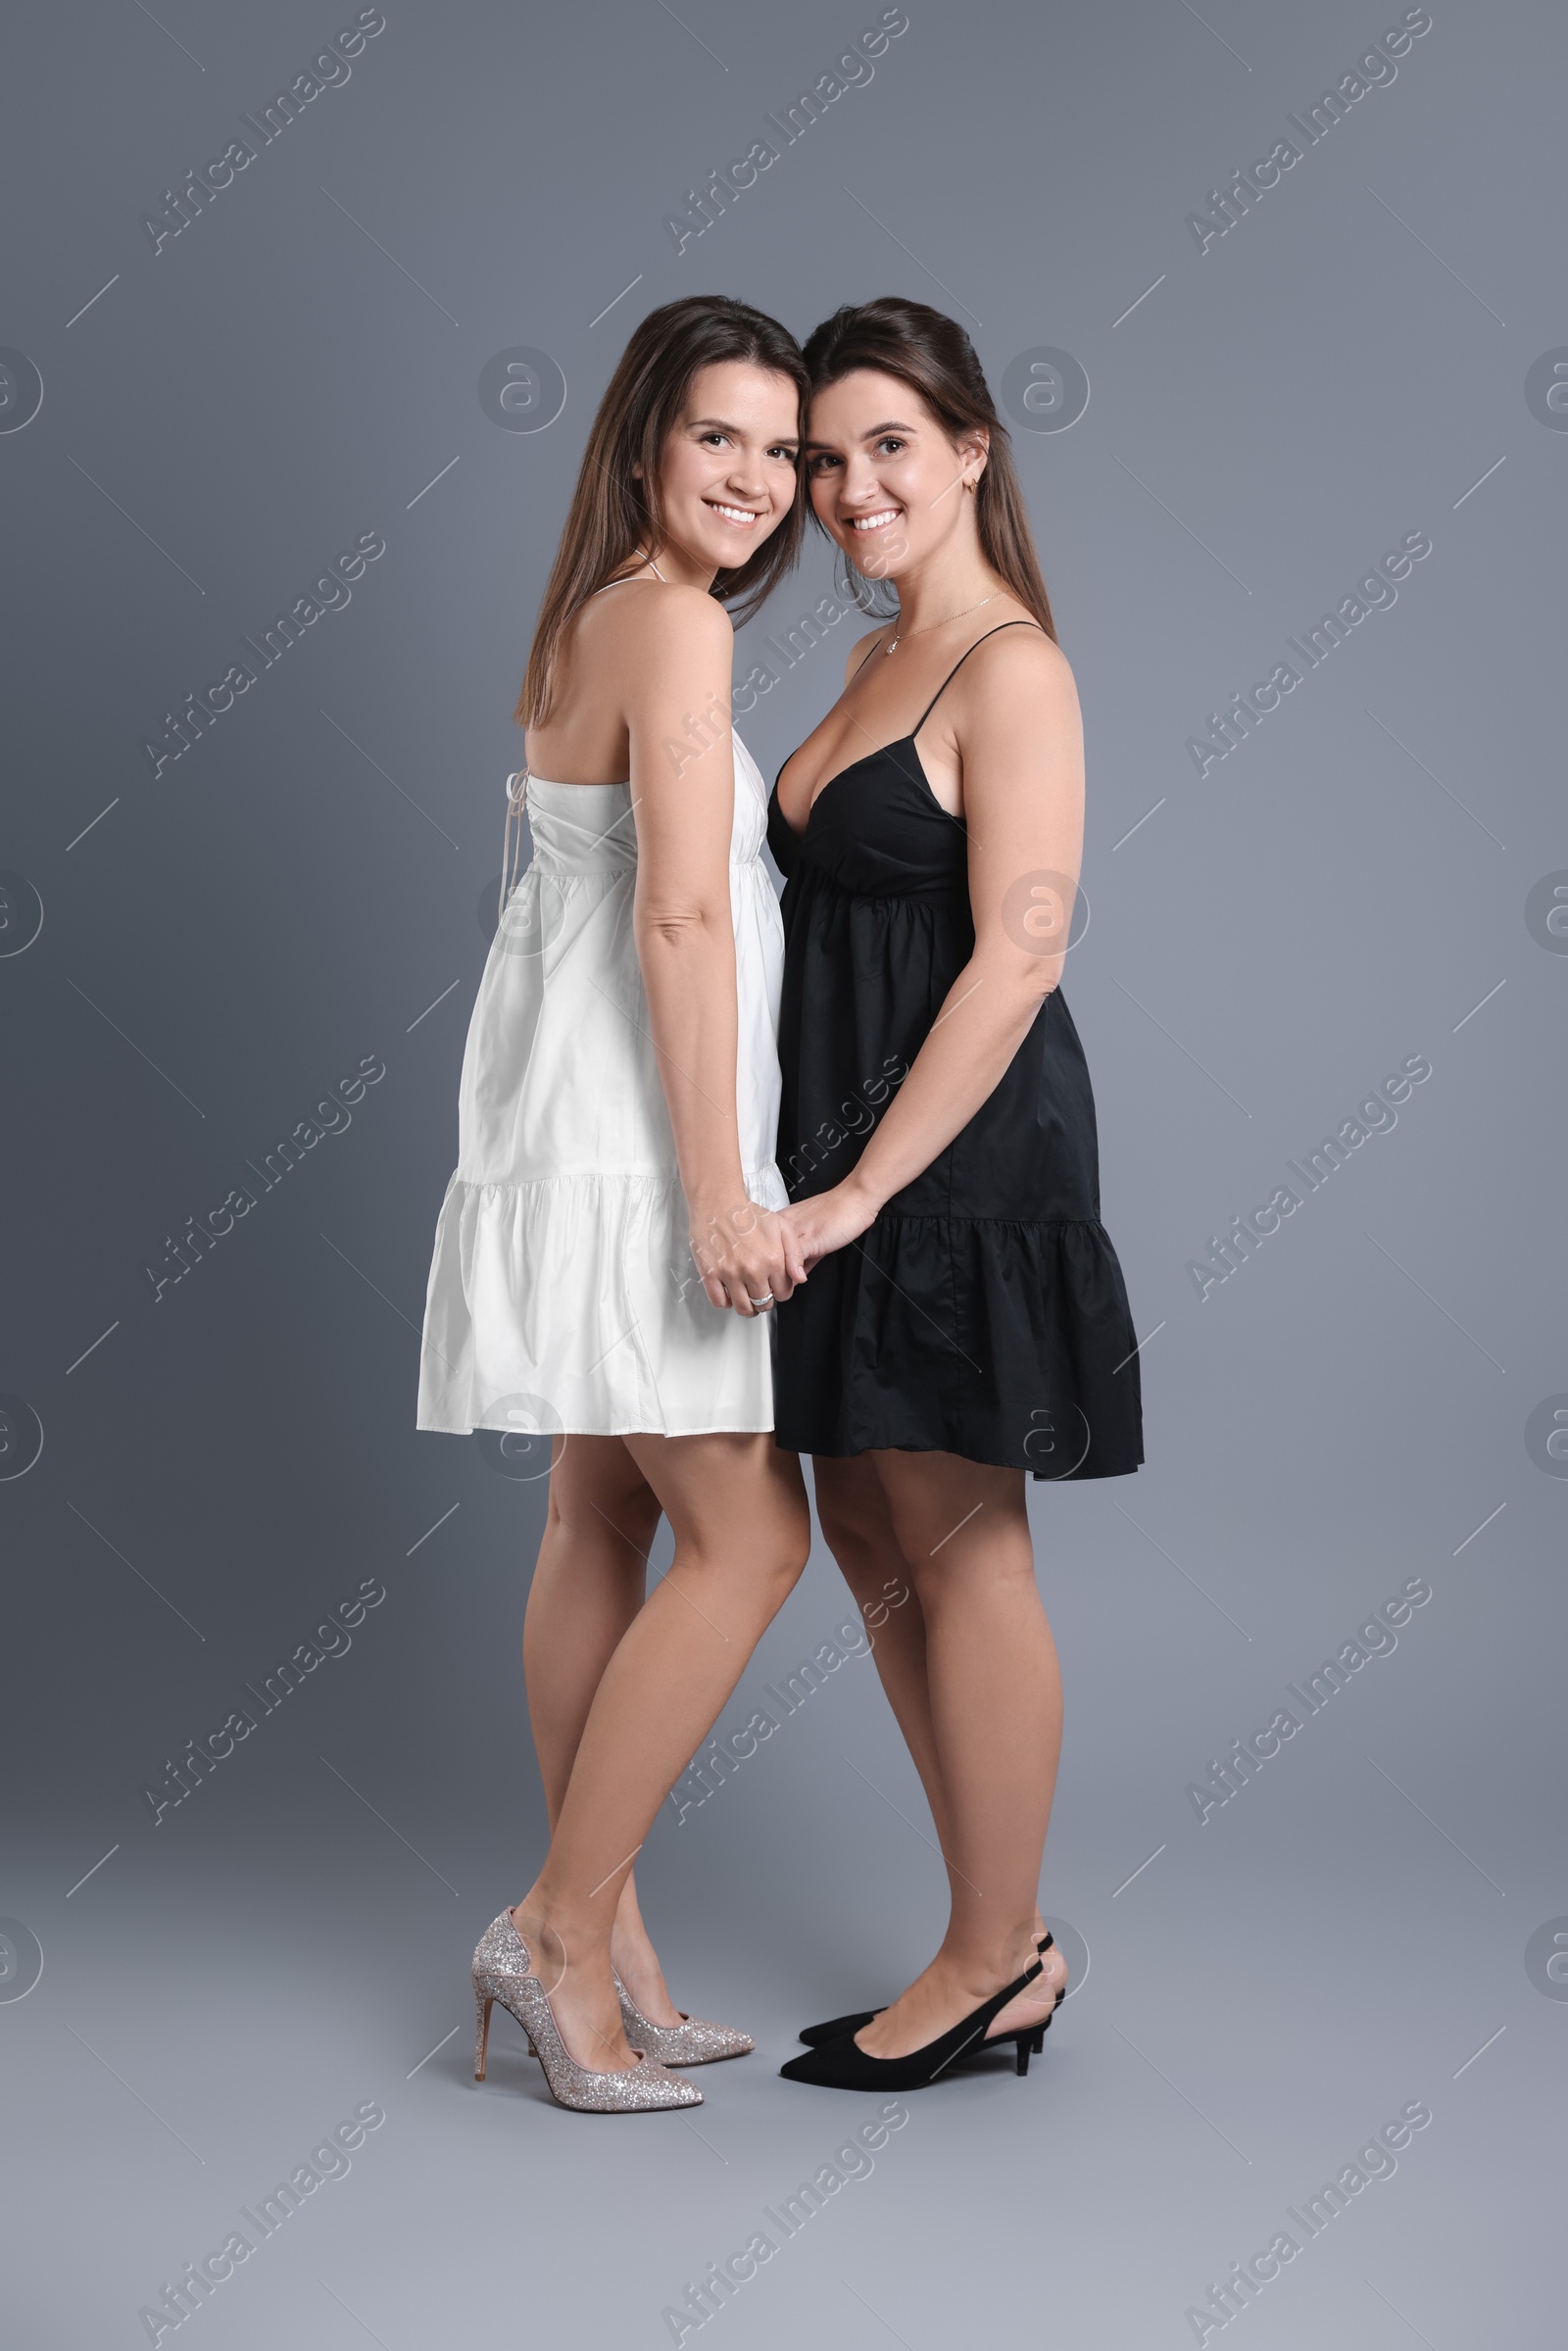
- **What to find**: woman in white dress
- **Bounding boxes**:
[416,298,813,2113]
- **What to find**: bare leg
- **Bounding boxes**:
[812,1455,1052,1964]
[512,1432,809,2070]
[521,1435,685,2024]
[849,1450,1066,2058]
[812,1456,954,1852]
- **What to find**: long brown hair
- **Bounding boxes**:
[801,297,1057,643]
[515,296,809,726]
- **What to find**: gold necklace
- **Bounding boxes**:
[884,591,999,656]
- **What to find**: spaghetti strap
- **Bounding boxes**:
[848,630,888,684]
[910,619,1045,737]
[500,768,530,921]
[589,553,668,597]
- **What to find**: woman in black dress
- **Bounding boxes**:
[769,299,1144,2091]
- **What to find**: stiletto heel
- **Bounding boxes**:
[780,1953,1047,2092]
[798,1932,1061,2049]
[470,1911,703,2113]
[612,1968,754,2066]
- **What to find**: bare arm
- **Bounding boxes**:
[623,586,803,1313]
[790,631,1085,1260]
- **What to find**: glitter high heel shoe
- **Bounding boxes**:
[612,1966,755,2066]
[471,1911,703,2113]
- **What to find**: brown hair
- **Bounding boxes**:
[801,297,1057,643]
[515,296,809,726]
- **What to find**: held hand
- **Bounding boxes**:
[784,1179,879,1273]
[688,1200,808,1316]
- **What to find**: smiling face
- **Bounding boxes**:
[806,367,988,581]
[645,360,802,579]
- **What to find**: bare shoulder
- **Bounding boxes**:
[955,621,1078,727]
[844,624,892,684]
[598,579,733,660]
[970,619,1075,692]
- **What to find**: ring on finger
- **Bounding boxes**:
[747,1294,774,1309]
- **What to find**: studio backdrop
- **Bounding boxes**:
[3,0,1563,2344]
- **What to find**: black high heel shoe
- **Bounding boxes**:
[779,1952,1047,2091]
[797,1934,1061,2049]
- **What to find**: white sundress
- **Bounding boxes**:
[415,732,787,1439]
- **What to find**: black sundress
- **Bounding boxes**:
[765,624,1145,1481]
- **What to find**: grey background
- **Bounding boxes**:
[2,0,1564,2343]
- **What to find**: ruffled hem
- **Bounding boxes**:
[416,1165,788,1438]
[771,1212,1144,1480]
